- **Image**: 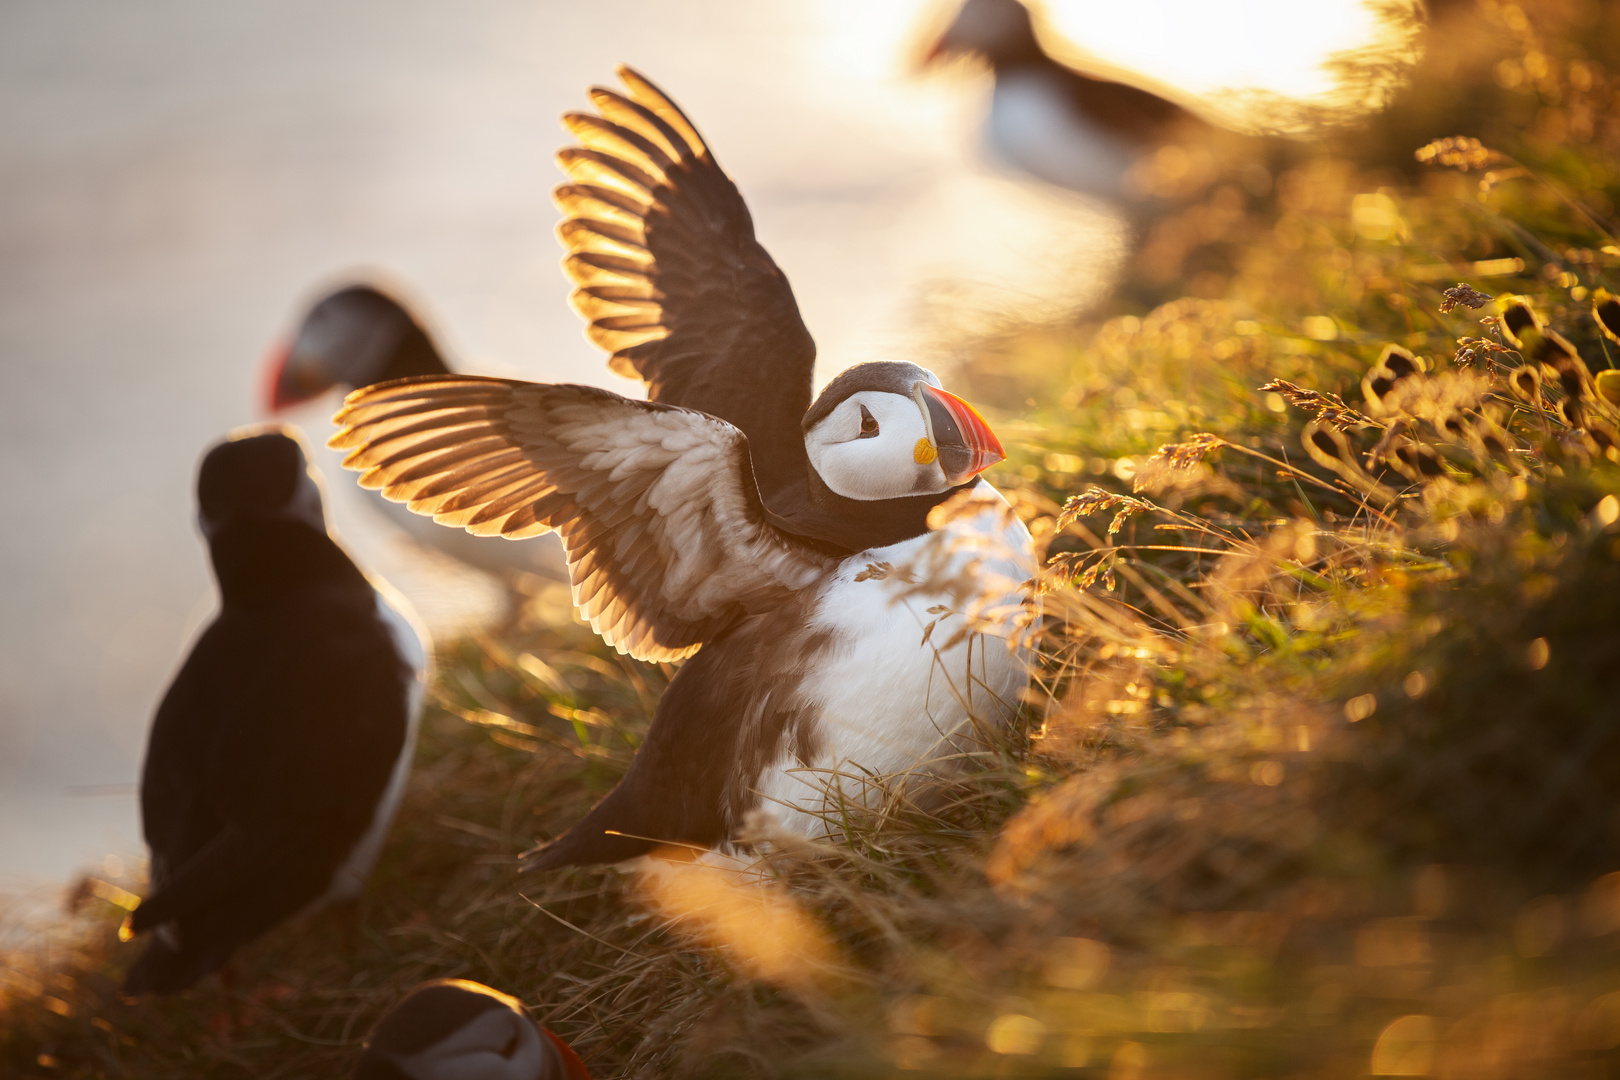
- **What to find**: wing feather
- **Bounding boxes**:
[588,91,688,163]
[554,67,817,496]
[563,113,677,175]
[562,254,653,294]
[556,147,661,201]
[332,375,831,661]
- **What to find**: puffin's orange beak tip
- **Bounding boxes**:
[261,338,295,415]
[918,383,1004,483]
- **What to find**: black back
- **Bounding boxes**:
[327,286,450,385]
[945,0,1200,147]
[282,284,451,402]
[125,433,413,995]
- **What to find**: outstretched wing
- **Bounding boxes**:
[330,375,832,662]
[555,65,817,496]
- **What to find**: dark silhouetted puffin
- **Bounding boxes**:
[355,979,589,1080]
[328,67,1033,868]
[924,0,1218,199]
[122,428,428,995]
[263,284,566,580]
[265,285,446,413]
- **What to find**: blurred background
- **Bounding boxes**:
[0,0,1390,893]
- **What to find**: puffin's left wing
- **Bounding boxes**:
[331,375,833,662]
[554,66,817,496]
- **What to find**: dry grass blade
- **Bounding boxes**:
[1258,379,1377,430]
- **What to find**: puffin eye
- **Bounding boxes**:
[500,1029,520,1058]
[857,405,879,439]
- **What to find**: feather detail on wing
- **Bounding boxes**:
[330,375,832,662]
[554,66,817,493]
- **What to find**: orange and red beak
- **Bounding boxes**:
[260,337,296,414]
[262,337,337,414]
[914,382,1005,485]
[544,1026,592,1080]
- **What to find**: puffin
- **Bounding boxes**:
[263,284,566,580]
[355,979,589,1080]
[328,67,1033,868]
[924,0,1217,200]
[266,285,446,412]
[122,428,428,995]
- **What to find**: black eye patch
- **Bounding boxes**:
[857,404,879,438]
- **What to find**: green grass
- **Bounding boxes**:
[11,2,1620,1076]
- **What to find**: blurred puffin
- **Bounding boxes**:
[923,0,1217,200]
[329,67,1033,868]
[122,428,428,995]
[264,284,566,580]
[355,979,589,1080]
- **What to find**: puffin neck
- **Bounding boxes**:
[207,519,371,608]
[764,467,978,555]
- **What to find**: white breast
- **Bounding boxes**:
[753,484,1035,838]
[988,68,1135,199]
[323,580,430,904]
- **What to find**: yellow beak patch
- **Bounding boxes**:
[913,437,938,465]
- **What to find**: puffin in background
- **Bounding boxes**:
[355,979,590,1080]
[264,284,566,580]
[329,67,1033,869]
[122,428,428,995]
[923,0,1220,201]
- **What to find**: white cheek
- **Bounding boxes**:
[818,443,934,500]
[806,391,954,501]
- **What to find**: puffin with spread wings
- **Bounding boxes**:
[330,67,1033,869]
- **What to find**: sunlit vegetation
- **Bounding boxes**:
[9,1,1620,1076]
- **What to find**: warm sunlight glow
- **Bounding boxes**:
[637,855,843,990]
[1041,0,1388,100]
[807,0,1394,103]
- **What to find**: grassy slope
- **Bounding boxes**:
[10,1,1620,1076]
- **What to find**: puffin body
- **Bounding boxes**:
[756,483,1032,838]
[123,429,428,996]
[507,478,1029,869]
[356,979,589,1080]
[927,0,1214,200]
[328,68,1032,868]
[986,66,1137,198]
[265,285,567,581]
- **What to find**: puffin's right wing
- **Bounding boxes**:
[555,66,817,494]
[330,375,833,662]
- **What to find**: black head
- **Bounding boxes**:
[196,428,325,539]
[801,361,936,432]
[925,0,1042,70]
[356,979,568,1080]
[266,284,446,411]
[801,360,1004,502]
